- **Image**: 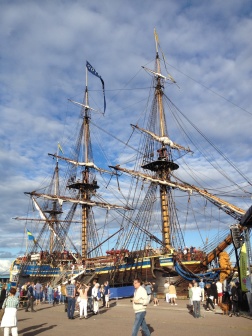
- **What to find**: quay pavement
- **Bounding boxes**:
[16,299,251,336]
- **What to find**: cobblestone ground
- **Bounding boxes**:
[16,299,251,336]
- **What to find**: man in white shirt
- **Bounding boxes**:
[191,282,202,318]
[92,283,100,315]
[132,278,150,336]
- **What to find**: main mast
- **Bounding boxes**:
[141,30,179,250]
[156,37,171,249]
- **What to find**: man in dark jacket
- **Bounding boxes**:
[25,282,36,312]
[229,282,240,317]
[0,284,6,309]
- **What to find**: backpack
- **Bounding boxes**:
[233,293,238,301]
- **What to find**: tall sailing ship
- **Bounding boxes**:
[10,31,252,295]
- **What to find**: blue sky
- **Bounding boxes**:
[0,0,252,273]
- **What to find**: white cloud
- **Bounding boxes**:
[0,260,12,274]
[0,0,251,258]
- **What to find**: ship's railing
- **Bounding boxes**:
[174,250,206,262]
[15,251,83,264]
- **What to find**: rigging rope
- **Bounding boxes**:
[159,55,252,117]
[165,95,252,190]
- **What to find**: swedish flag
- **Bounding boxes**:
[58,142,64,154]
[27,229,34,241]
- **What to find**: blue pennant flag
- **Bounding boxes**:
[86,61,106,113]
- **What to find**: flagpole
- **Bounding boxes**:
[56,143,59,163]
[154,28,159,54]
[86,63,88,89]
[25,228,27,256]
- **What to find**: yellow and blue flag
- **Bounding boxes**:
[58,142,64,154]
[27,229,35,241]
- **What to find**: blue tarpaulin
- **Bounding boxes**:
[110,286,134,299]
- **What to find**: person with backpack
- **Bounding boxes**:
[145,282,152,304]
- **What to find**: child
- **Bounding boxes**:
[53,288,59,306]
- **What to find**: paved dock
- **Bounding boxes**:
[16,299,251,336]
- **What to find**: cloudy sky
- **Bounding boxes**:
[1,0,252,274]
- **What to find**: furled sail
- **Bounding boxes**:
[26,191,131,210]
[48,153,115,175]
[131,124,192,152]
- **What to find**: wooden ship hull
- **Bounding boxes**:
[11,244,229,297]
[11,253,202,295]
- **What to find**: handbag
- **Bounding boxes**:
[77,296,81,303]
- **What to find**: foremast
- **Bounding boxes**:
[82,71,90,259]
[68,67,98,259]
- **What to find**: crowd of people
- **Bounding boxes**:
[0,279,111,335]
[0,277,245,336]
[2,279,111,317]
[65,279,111,319]
[159,277,241,318]
[187,278,241,318]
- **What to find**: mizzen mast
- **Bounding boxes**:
[43,153,62,254]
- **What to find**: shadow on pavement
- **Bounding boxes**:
[140,324,154,335]
[19,323,57,336]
